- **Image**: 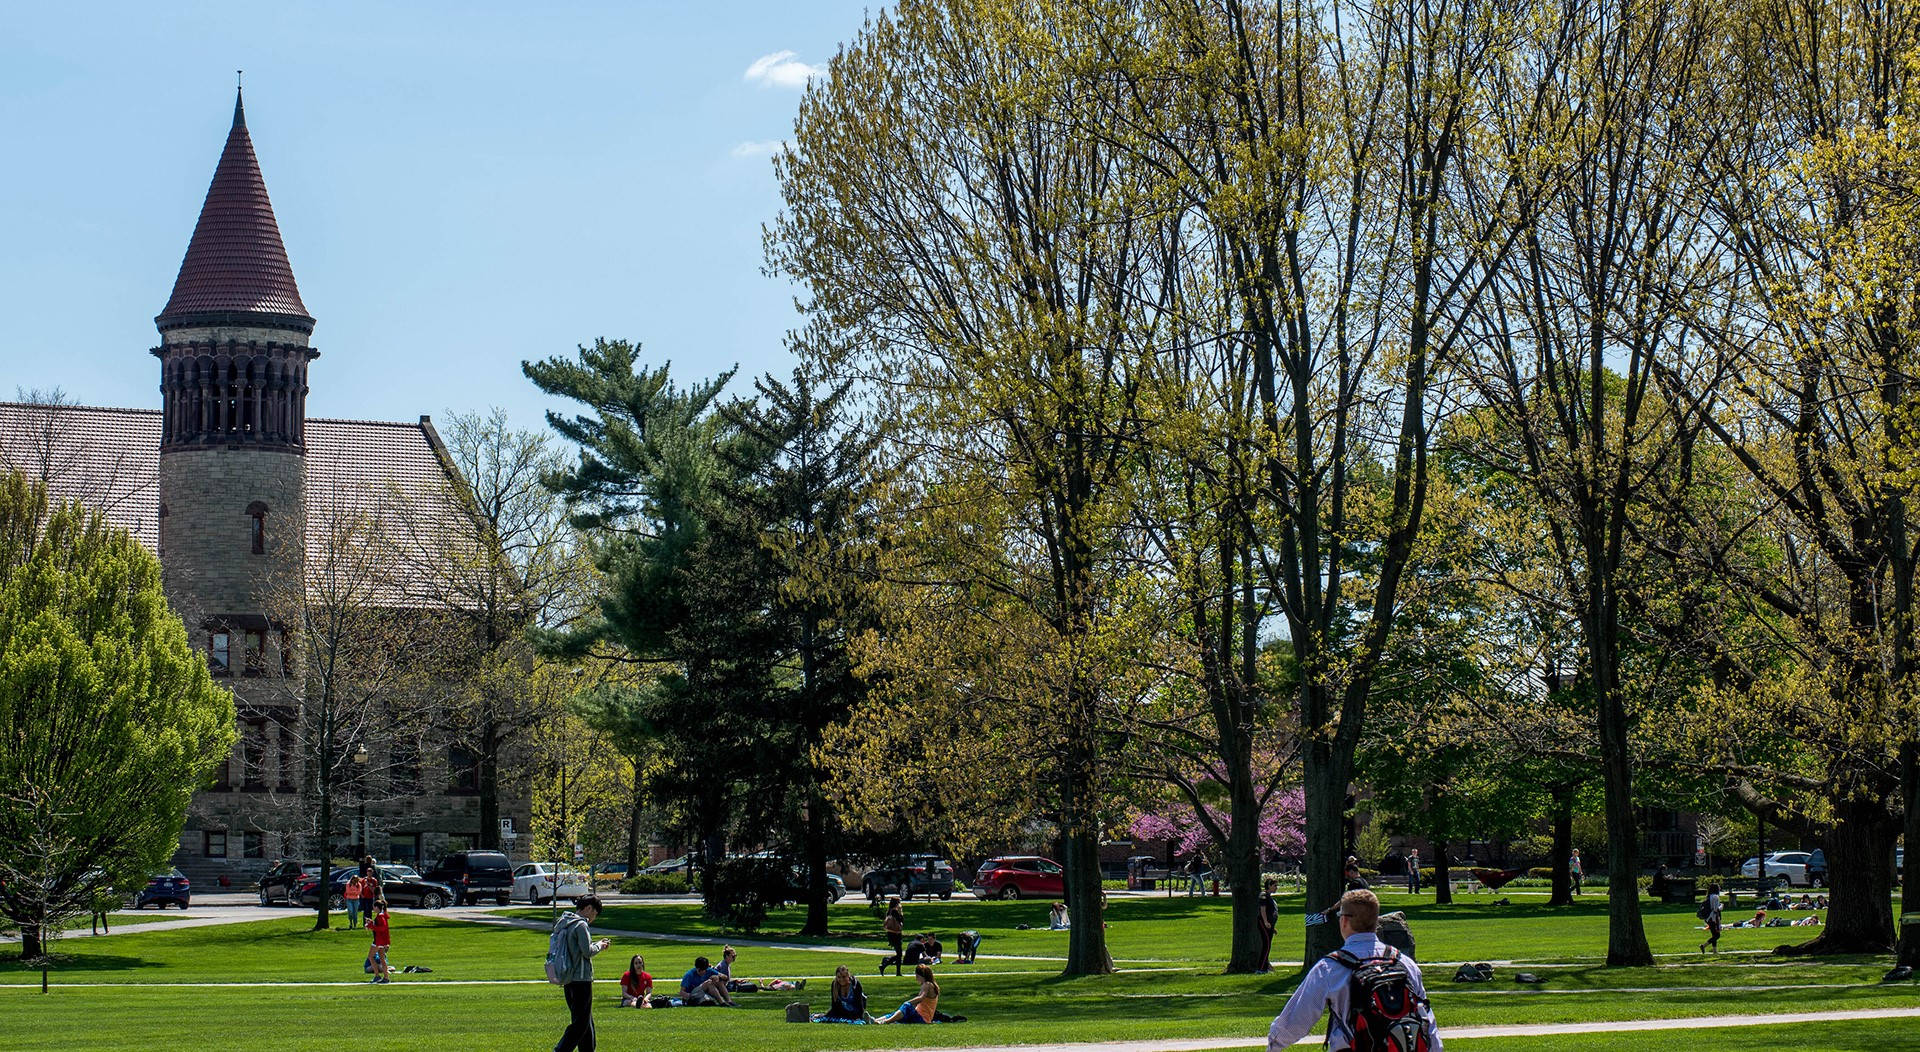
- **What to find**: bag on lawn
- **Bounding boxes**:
[1331,947,1432,1052]
[785,1001,810,1023]
[544,927,570,984]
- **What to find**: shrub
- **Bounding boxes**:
[619,874,691,895]
[1528,867,1553,879]
[702,857,790,933]
[1101,879,1127,891]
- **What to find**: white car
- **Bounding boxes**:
[512,863,590,905]
[1739,851,1816,887]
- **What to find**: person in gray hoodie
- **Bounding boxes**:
[553,894,611,1052]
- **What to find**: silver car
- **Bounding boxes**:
[512,862,591,905]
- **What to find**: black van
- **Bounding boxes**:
[421,850,515,905]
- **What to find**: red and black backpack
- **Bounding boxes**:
[1326,946,1431,1052]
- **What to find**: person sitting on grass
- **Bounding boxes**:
[620,953,653,1008]
[1048,902,1069,930]
[884,933,942,975]
[1264,889,1441,1051]
[877,964,940,1024]
[717,945,807,992]
[819,965,872,1022]
[679,955,736,1006]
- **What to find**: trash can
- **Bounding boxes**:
[1662,877,1697,904]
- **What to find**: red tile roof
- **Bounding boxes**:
[0,403,470,604]
[158,91,311,326]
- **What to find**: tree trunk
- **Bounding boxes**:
[625,767,643,875]
[477,721,501,850]
[314,755,333,931]
[1432,841,1453,906]
[1303,738,1351,961]
[1901,742,1920,968]
[1591,626,1652,965]
[1223,766,1264,973]
[20,925,43,961]
[800,792,830,937]
[1775,795,1894,955]
[1549,785,1574,907]
[1061,697,1113,975]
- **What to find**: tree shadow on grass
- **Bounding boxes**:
[0,952,161,975]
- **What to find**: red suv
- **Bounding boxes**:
[972,856,1065,900]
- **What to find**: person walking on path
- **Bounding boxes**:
[552,894,612,1051]
[1256,878,1279,973]
[1699,882,1723,954]
[1407,849,1422,895]
[366,900,392,984]
[1570,849,1584,897]
[1266,889,1442,1051]
[883,897,905,959]
[1185,856,1207,896]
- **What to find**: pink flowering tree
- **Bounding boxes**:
[1130,786,1305,861]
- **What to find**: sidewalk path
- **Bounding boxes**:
[882,1006,1920,1052]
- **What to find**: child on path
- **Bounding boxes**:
[619,953,652,1008]
[366,900,391,983]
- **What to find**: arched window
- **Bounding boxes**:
[247,501,269,555]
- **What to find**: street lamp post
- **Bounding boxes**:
[352,744,369,857]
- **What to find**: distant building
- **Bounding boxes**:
[0,90,531,882]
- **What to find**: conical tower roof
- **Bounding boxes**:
[157,89,312,331]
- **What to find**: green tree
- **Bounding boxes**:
[0,473,234,959]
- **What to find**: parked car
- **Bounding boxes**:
[1740,851,1818,887]
[297,863,457,910]
[863,856,956,901]
[782,869,847,904]
[134,869,191,909]
[512,863,591,905]
[590,862,632,889]
[971,856,1065,900]
[640,854,692,876]
[420,850,515,906]
[257,860,325,906]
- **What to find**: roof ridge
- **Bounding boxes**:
[308,416,430,428]
[0,402,161,416]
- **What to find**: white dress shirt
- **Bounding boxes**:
[1266,932,1442,1050]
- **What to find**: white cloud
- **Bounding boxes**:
[743,50,823,90]
[731,139,786,159]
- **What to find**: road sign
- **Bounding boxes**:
[573,842,585,863]
[500,818,514,839]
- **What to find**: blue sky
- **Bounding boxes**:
[0,1,872,433]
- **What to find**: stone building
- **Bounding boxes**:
[0,91,531,885]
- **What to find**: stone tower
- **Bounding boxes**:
[153,88,314,699]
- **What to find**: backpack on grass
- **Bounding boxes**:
[1329,947,1432,1052]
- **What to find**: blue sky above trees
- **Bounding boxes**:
[0,0,869,431]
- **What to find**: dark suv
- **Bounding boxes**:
[258,860,325,906]
[864,855,956,901]
[421,850,514,905]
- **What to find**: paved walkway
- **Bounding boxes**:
[883,1006,1920,1052]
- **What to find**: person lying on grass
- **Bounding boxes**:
[876,964,939,1024]
[679,955,737,1006]
[620,954,653,1007]
[717,944,807,991]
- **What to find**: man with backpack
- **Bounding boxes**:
[548,894,611,1052]
[1266,889,1442,1051]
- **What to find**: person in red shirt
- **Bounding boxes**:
[619,954,653,1008]
[366,900,392,984]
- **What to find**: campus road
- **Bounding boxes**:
[881,1006,1920,1052]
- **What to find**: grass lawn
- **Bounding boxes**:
[1,893,1914,1051]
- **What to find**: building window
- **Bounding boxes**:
[210,632,230,673]
[204,830,227,858]
[245,629,266,675]
[242,831,264,859]
[278,723,297,791]
[242,727,265,790]
[211,748,231,791]
[247,501,268,555]
[448,746,480,794]
[279,629,295,676]
[389,834,421,864]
